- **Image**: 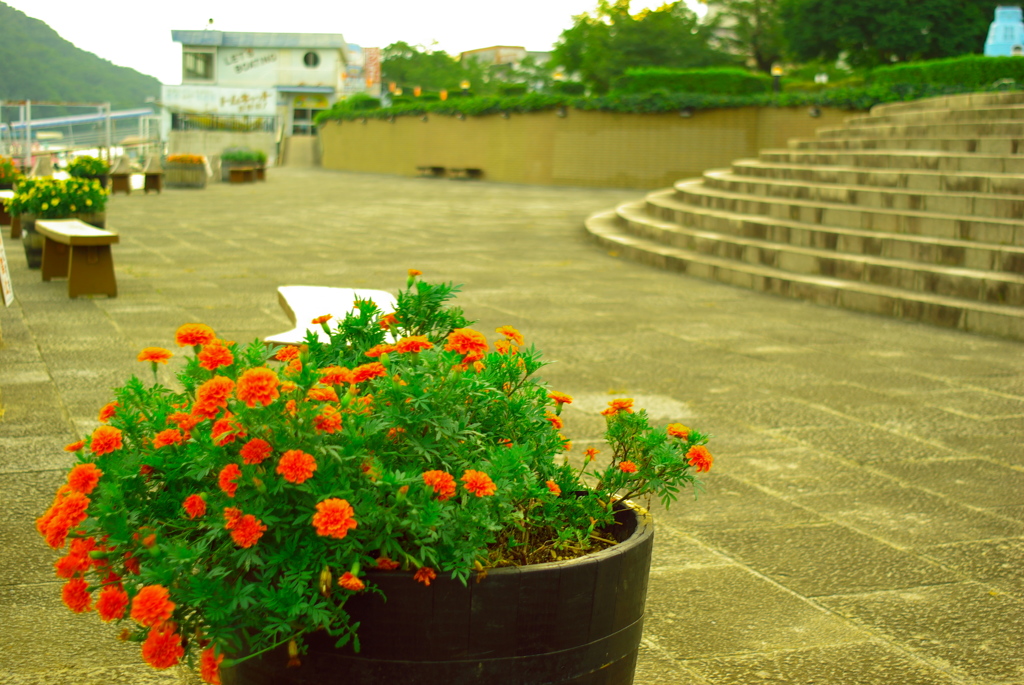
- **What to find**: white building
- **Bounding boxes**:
[161,30,381,164]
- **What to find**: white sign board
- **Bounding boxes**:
[0,233,14,306]
[162,85,277,115]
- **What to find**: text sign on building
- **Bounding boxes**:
[222,48,279,75]
[163,86,277,115]
[364,47,381,85]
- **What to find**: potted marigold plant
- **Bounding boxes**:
[164,154,208,189]
[0,154,22,190]
[67,155,112,189]
[8,177,108,268]
[37,273,713,685]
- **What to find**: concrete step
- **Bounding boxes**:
[620,198,1024,306]
[789,136,1024,155]
[645,188,1024,274]
[844,105,1024,129]
[585,207,1024,340]
[702,169,1024,220]
[758,149,1024,175]
[672,177,1024,246]
[870,91,1024,117]
[731,159,1024,196]
[817,120,1024,139]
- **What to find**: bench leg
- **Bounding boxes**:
[41,237,70,281]
[11,215,21,239]
[67,245,117,298]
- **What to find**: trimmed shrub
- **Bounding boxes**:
[870,55,1024,90]
[499,83,528,97]
[220,148,267,165]
[553,81,586,96]
[617,67,772,95]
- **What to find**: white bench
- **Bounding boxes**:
[264,286,397,346]
[36,219,119,298]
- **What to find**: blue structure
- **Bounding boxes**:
[985,6,1024,56]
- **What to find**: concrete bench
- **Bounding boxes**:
[0,189,13,229]
[416,166,446,178]
[229,167,257,184]
[449,168,483,180]
[265,286,397,345]
[36,219,119,298]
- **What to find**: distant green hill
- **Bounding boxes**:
[0,1,161,112]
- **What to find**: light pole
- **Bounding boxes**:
[771,64,783,94]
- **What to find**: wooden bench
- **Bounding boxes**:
[229,167,257,184]
[448,168,483,180]
[36,219,119,298]
[416,166,446,178]
[144,172,163,194]
[0,190,13,229]
[265,286,397,346]
[110,173,132,195]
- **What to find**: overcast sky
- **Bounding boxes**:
[5,0,706,86]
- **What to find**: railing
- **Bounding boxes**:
[171,113,277,133]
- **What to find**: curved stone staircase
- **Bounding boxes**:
[585,91,1024,340]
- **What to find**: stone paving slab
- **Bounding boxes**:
[1,168,1022,684]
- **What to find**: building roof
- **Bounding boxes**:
[172,30,347,49]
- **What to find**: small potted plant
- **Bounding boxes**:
[8,177,108,268]
[67,155,112,189]
[164,154,208,189]
[37,273,713,684]
[0,154,23,190]
[219,148,268,182]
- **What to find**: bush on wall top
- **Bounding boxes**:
[870,55,1024,90]
[616,67,772,95]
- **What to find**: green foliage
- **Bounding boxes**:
[617,67,772,95]
[220,148,268,165]
[552,80,587,96]
[381,41,486,94]
[778,0,1002,69]
[0,2,160,108]
[40,275,711,674]
[498,83,529,97]
[7,176,107,217]
[710,0,785,73]
[67,155,110,177]
[0,155,21,185]
[552,0,737,93]
[870,54,1024,89]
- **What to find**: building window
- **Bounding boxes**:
[303,51,320,68]
[183,51,214,81]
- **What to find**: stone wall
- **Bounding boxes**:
[318,107,851,189]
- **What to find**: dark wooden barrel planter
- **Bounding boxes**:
[222,503,654,685]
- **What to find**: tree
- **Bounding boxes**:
[381,42,486,93]
[708,0,785,73]
[778,0,1002,69]
[552,0,736,93]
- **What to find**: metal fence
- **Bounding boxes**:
[171,112,278,133]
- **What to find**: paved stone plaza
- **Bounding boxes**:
[1,168,1022,684]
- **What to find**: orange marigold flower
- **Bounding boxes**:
[223,507,242,530]
[67,463,102,494]
[472,360,486,373]
[141,623,185,669]
[277,449,317,483]
[545,412,564,430]
[183,494,207,519]
[413,567,437,586]
[138,347,173,364]
[408,268,422,277]
[131,585,175,627]
[168,412,201,433]
[619,461,638,473]
[200,647,224,685]
[549,391,573,405]
[496,325,524,345]
[319,366,353,385]
[54,551,89,579]
[236,367,280,408]
[313,405,342,434]
[274,345,301,362]
[600,398,635,416]
[378,313,398,330]
[153,428,186,449]
[230,514,267,548]
[584,447,599,462]
[376,556,400,570]
[64,439,86,452]
[667,423,690,440]
[90,425,123,456]
[422,470,456,501]
[352,362,386,384]
[98,401,119,422]
[461,470,496,497]
[175,323,216,347]
[284,399,298,416]
[311,314,333,325]
[494,340,512,355]
[240,438,272,465]
[195,375,235,414]
[445,328,488,362]
[38,490,90,549]
[386,426,406,441]
[280,380,298,393]
[365,343,397,358]
[312,498,357,539]
[284,358,302,376]
[307,386,339,402]
[395,336,432,354]
[686,445,713,473]
[338,572,365,592]
[96,585,129,622]
[211,416,244,446]
[124,552,141,575]
[62,577,93,613]
[218,463,242,498]
[546,480,561,496]
[198,344,234,371]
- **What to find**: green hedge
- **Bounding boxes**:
[617,67,772,95]
[220,148,267,165]
[870,55,1024,89]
